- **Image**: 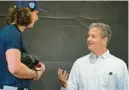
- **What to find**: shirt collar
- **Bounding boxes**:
[90,49,110,59]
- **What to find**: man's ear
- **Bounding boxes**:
[103,37,108,45]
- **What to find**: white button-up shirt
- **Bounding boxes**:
[61,50,128,90]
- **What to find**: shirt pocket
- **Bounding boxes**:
[99,72,116,87]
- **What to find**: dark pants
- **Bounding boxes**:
[0,85,3,89]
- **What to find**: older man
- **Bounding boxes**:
[58,23,128,90]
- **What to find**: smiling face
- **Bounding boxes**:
[27,10,39,28]
[87,27,108,55]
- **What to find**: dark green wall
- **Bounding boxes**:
[0,1,128,90]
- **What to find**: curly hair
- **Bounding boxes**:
[7,7,32,27]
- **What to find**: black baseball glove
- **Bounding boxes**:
[21,53,40,69]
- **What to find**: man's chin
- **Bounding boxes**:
[26,24,34,28]
[88,47,93,51]
[27,25,33,28]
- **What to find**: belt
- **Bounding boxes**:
[3,85,29,90]
[18,88,28,90]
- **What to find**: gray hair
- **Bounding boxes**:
[88,23,112,44]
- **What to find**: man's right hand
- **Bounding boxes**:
[57,68,69,88]
[33,62,45,80]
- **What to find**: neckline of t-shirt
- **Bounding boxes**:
[12,24,22,34]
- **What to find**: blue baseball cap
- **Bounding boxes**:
[16,0,47,12]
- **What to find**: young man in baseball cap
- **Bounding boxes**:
[0,1,46,90]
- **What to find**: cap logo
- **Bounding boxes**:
[29,2,35,9]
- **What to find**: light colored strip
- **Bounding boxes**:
[3,86,17,90]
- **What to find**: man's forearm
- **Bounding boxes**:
[11,63,37,79]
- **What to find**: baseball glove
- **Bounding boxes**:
[21,53,40,69]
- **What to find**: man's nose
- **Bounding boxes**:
[37,16,39,20]
[87,36,91,42]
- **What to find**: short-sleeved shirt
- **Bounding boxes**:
[0,24,31,88]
